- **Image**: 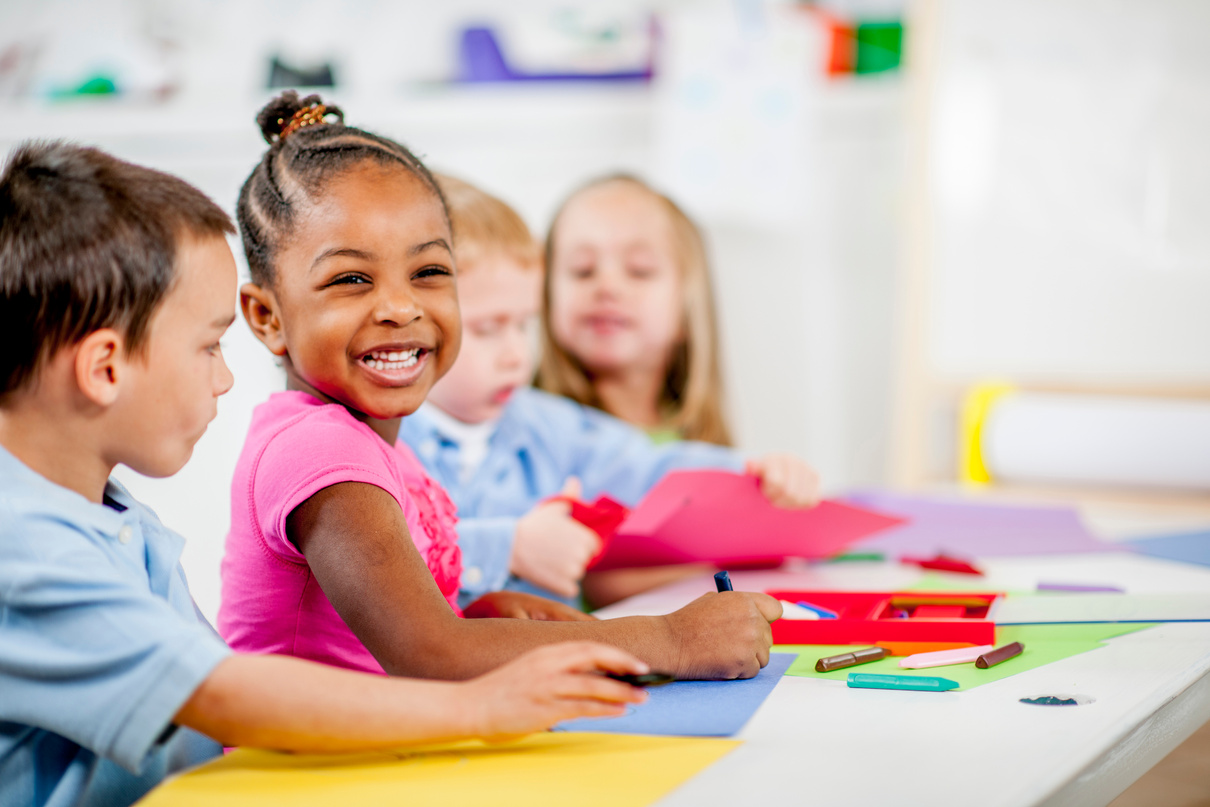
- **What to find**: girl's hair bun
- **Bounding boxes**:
[255,90,344,144]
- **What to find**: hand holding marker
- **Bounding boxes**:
[605,572,749,688]
[607,572,737,689]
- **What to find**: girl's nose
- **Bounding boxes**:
[591,263,623,299]
[373,285,422,326]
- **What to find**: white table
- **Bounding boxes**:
[594,552,1210,807]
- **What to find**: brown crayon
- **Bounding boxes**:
[889,596,993,608]
[975,642,1024,669]
[815,646,888,672]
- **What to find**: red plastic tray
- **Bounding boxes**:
[767,590,1000,645]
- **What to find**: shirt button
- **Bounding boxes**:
[463,566,483,586]
[117,526,133,545]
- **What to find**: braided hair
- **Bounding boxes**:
[237,90,448,286]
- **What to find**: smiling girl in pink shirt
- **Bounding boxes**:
[218,91,783,683]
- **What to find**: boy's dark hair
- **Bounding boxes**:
[238,90,448,287]
[0,141,234,402]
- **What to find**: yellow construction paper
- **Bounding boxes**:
[137,732,738,807]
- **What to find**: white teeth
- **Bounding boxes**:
[363,349,420,372]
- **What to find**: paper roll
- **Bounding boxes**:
[980,392,1210,490]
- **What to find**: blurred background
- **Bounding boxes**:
[3,0,1209,625]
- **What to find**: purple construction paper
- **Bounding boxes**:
[555,653,796,737]
[841,491,1114,558]
[1127,530,1210,568]
[1037,582,1126,593]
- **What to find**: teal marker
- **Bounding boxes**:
[847,673,959,692]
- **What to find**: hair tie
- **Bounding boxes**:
[277,103,330,141]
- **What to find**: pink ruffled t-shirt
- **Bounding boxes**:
[219,391,463,675]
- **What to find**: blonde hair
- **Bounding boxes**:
[434,173,539,273]
[537,175,733,446]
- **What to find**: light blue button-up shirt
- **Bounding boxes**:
[0,444,231,807]
[399,387,744,606]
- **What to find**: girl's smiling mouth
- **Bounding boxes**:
[356,345,432,386]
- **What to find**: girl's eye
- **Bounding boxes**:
[206,341,224,356]
[415,265,452,280]
[628,265,655,279]
[570,265,594,279]
[328,273,369,287]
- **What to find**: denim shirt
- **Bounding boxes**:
[399,387,742,606]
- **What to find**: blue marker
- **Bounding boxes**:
[714,571,733,592]
[847,673,959,692]
[796,600,839,619]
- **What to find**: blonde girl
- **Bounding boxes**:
[539,175,731,445]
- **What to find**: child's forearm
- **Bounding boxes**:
[402,612,678,681]
[288,481,776,683]
[175,655,476,752]
[404,593,775,683]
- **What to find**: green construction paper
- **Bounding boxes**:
[902,572,979,591]
[775,622,1156,691]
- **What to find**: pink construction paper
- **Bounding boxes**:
[843,491,1115,558]
[591,470,905,570]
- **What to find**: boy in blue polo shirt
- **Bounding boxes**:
[0,142,650,807]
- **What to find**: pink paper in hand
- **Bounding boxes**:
[591,470,905,570]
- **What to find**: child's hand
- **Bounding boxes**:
[511,478,600,598]
[466,642,650,742]
[464,591,597,622]
[745,454,821,508]
[663,591,782,680]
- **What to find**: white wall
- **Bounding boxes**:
[924,0,1210,386]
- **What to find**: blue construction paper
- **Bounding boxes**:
[1127,530,1210,568]
[556,653,797,737]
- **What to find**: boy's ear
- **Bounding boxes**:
[74,329,125,407]
[241,283,288,356]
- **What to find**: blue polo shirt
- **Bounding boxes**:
[0,444,231,807]
[399,387,743,606]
